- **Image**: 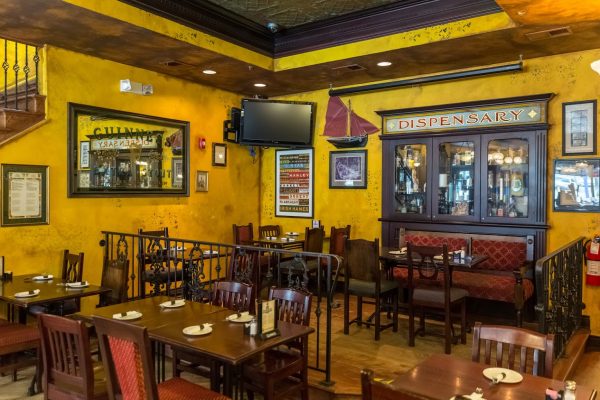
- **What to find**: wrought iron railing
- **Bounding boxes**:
[1,38,40,111]
[535,236,585,359]
[100,230,341,385]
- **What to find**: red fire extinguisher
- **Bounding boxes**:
[584,235,600,285]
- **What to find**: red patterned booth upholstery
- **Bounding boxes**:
[393,232,534,325]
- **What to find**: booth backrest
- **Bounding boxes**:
[405,234,467,252]
[472,239,527,272]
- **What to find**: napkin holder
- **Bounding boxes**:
[256,299,280,339]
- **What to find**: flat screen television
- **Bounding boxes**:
[240,99,316,147]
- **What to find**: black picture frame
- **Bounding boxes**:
[196,170,208,192]
[67,103,190,197]
[553,158,600,212]
[212,143,227,166]
[1,164,49,226]
[329,150,367,189]
[562,100,597,155]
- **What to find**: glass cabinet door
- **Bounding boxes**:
[433,136,480,221]
[393,140,430,218]
[484,136,530,220]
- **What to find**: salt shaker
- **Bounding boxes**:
[249,318,257,336]
[563,380,576,400]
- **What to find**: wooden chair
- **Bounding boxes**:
[232,222,254,245]
[343,238,399,341]
[172,280,254,384]
[406,243,467,354]
[0,319,40,394]
[98,257,129,307]
[93,315,229,400]
[242,287,312,400]
[323,225,350,278]
[38,313,107,400]
[361,369,424,400]
[30,249,85,316]
[137,227,169,297]
[259,225,281,238]
[471,321,554,378]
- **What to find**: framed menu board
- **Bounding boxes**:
[1,164,49,226]
[275,148,314,218]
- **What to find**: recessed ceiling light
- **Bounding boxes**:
[254,83,267,87]
[203,69,216,75]
[377,61,392,67]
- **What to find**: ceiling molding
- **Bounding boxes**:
[119,0,501,57]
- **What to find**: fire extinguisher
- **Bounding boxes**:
[584,235,600,285]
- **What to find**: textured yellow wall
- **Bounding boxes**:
[0,46,258,290]
[261,48,600,334]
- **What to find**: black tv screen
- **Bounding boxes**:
[240,99,315,147]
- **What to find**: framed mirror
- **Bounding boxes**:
[68,103,189,197]
[553,158,600,212]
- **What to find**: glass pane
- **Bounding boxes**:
[394,144,427,215]
[438,141,475,216]
[487,139,529,217]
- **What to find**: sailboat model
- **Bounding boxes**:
[323,96,379,148]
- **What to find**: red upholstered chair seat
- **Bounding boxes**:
[157,378,230,400]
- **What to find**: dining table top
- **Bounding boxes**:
[0,273,111,308]
[387,353,597,400]
[380,246,489,270]
[252,233,305,248]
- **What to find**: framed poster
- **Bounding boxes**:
[79,141,90,168]
[196,170,208,192]
[1,164,49,226]
[212,143,227,166]
[329,150,367,188]
[275,148,313,218]
[172,158,183,188]
[562,100,597,155]
[553,158,600,212]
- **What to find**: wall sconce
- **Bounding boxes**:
[120,79,153,95]
[198,137,206,150]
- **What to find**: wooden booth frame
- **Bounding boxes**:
[275,148,314,218]
[1,164,49,226]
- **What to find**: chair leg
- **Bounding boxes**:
[172,350,181,377]
[408,305,415,347]
[374,296,381,341]
[419,309,425,336]
[392,290,399,332]
[460,300,467,344]
[444,309,451,355]
[343,291,350,335]
[357,296,363,327]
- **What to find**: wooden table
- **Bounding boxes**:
[387,354,597,400]
[76,296,314,396]
[380,246,489,270]
[0,274,111,323]
[253,234,305,250]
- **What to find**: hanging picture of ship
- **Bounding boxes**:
[323,96,379,148]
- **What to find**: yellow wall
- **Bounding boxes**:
[260,48,600,334]
[0,47,259,297]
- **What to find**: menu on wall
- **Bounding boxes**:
[8,171,42,219]
[275,149,313,218]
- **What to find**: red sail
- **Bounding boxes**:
[350,110,379,136]
[323,96,349,137]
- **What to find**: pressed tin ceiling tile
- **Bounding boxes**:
[204,0,400,28]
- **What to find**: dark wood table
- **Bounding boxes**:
[253,234,305,250]
[387,354,597,400]
[76,296,314,396]
[380,246,489,270]
[0,274,111,323]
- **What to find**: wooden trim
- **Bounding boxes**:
[118,0,500,57]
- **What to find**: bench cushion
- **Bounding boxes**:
[471,239,527,272]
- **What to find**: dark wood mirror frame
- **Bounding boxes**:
[68,103,190,197]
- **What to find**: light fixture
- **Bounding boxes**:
[377,61,392,67]
[254,83,266,88]
[120,79,153,95]
[591,59,600,75]
[202,69,216,75]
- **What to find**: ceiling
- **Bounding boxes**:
[1,0,600,97]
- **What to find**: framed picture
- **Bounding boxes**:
[275,148,313,218]
[196,170,208,192]
[562,100,597,155]
[1,164,49,226]
[79,141,90,168]
[172,158,183,188]
[329,150,367,188]
[212,143,227,166]
[553,158,600,212]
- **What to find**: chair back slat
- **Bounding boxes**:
[329,225,350,258]
[303,226,325,253]
[233,223,254,245]
[471,322,554,378]
[212,280,254,313]
[38,313,98,399]
[259,225,280,238]
[62,249,84,283]
[269,287,312,326]
[99,257,130,306]
[344,238,380,282]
